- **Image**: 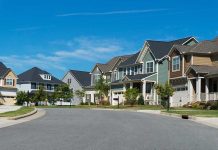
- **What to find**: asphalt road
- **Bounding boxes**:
[0,109,218,150]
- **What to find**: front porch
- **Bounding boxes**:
[188,77,218,101]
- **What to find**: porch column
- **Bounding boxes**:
[205,78,209,101]
[196,77,201,101]
[122,84,126,105]
[143,80,146,100]
[188,79,193,102]
[130,82,133,89]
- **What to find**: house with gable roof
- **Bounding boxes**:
[17,67,63,94]
[62,70,91,105]
[110,37,197,105]
[0,62,18,105]
[169,37,218,106]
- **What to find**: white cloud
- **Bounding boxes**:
[0,37,129,72]
[57,9,168,17]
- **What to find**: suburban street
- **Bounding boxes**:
[0,109,218,150]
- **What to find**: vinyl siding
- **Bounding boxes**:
[193,56,212,66]
[158,59,168,84]
[143,51,156,73]
[169,50,183,78]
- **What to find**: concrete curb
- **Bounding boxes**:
[91,108,218,129]
[8,108,38,120]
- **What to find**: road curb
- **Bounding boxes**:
[8,108,38,120]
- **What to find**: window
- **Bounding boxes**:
[131,67,134,75]
[138,65,142,74]
[93,74,101,84]
[86,94,91,102]
[134,66,137,75]
[127,67,130,75]
[31,83,37,89]
[146,61,154,73]
[106,75,111,82]
[146,83,152,93]
[67,79,71,84]
[172,56,180,71]
[47,84,52,90]
[123,68,126,76]
[5,78,13,86]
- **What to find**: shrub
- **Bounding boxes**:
[137,95,144,105]
[99,100,110,106]
[124,88,139,106]
[205,100,218,110]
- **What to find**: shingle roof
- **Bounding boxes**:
[17,67,63,84]
[95,54,132,73]
[147,36,193,59]
[69,70,91,87]
[188,65,218,76]
[119,52,140,67]
[125,73,155,81]
[0,62,11,78]
[119,37,194,67]
[173,38,218,54]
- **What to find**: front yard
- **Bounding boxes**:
[0,106,35,117]
[163,109,218,117]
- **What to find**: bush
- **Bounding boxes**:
[99,100,110,106]
[137,95,144,105]
[205,101,218,110]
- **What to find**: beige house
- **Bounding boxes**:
[0,62,17,105]
[169,37,218,106]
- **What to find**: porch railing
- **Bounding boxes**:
[208,92,218,101]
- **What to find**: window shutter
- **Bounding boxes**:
[4,79,6,85]
[13,79,15,86]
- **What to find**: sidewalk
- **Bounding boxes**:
[0,109,46,129]
[0,105,21,113]
[192,117,218,129]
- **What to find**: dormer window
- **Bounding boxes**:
[40,74,52,80]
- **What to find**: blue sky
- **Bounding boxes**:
[0,0,218,78]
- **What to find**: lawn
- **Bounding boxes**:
[163,110,218,117]
[0,106,35,117]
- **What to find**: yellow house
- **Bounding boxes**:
[0,62,17,105]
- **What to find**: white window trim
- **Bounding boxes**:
[5,78,13,86]
[146,61,154,73]
[172,56,180,72]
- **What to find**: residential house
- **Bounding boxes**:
[62,70,91,105]
[17,67,63,94]
[0,62,17,105]
[110,37,197,105]
[169,37,218,106]
[88,55,132,103]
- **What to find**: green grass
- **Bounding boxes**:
[36,104,163,110]
[0,106,35,117]
[163,110,218,117]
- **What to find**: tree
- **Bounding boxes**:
[75,90,85,104]
[124,88,139,106]
[16,91,30,105]
[94,76,110,103]
[137,95,145,105]
[155,81,174,111]
[53,84,73,103]
[33,86,47,105]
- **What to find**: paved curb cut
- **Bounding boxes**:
[8,108,38,120]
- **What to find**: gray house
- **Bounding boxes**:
[62,70,91,105]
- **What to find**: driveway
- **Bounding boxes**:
[0,108,218,150]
